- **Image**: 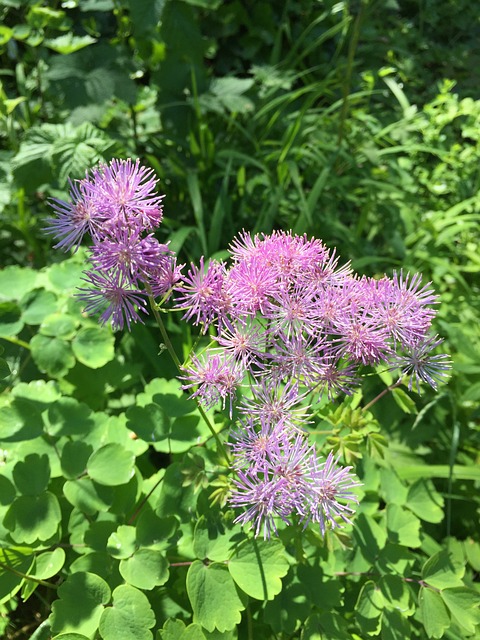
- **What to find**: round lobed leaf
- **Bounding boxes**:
[13,453,50,495]
[228,538,289,600]
[98,584,155,640]
[50,571,111,637]
[72,326,115,369]
[119,549,169,590]
[87,443,135,486]
[186,561,245,633]
[4,492,61,544]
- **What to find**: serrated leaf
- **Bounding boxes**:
[87,444,135,486]
[228,538,289,600]
[186,561,245,633]
[50,572,111,637]
[193,515,239,562]
[98,584,155,640]
[406,479,444,523]
[418,587,450,638]
[380,608,410,640]
[72,326,115,369]
[440,588,480,634]
[422,550,465,589]
[386,504,421,547]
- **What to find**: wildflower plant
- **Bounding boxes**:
[44,158,451,540]
[30,157,474,639]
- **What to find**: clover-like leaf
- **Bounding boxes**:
[4,493,61,544]
[355,580,384,635]
[30,334,75,378]
[418,587,450,639]
[406,479,444,523]
[106,525,137,560]
[386,504,421,548]
[87,444,135,486]
[187,561,245,633]
[63,478,113,515]
[50,571,111,637]
[119,549,169,590]
[72,326,115,369]
[13,453,50,495]
[228,538,289,600]
[440,588,480,635]
[422,550,464,590]
[99,584,155,640]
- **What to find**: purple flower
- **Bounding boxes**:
[301,452,361,534]
[45,178,106,251]
[388,334,451,393]
[77,270,148,331]
[89,158,164,231]
[175,258,229,331]
[181,352,244,414]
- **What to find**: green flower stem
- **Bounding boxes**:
[146,291,230,464]
[362,377,404,412]
[0,560,57,589]
[2,335,31,350]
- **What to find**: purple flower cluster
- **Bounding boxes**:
[177,230,450,537]
[45,158,180,330]
[46,159,451,539]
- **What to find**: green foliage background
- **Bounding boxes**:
[0,0,479,639]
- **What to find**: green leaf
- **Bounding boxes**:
[61,440,93,479]
[386,504,421,547]
[52,634,92,640]
[119,549,169,590]
[30,334,75,378]
[422,550,464,589]
[4,493,61,544]
[63,478,114,515]
[41,313,78,339]
[380,608,411,640]
[186,561,245,633]
[48,260,84,292]
[391,388,417,414]
[0,301,23,337]
[87,443,135,486]
[21,290,58,325]
[418,587,451,639]
[352,513,388,563]
[193,515,239,562]
[72,327,115,368]
[0,398,44,442]
[379,469,408,505]
[0,547,34,605]
[13,453,50,495]
[406,479,444,523]
[355,580,384,635]
[440,588,480,635]
[98,584,155,640]
[228,538,289,601]
[50,572,111,637]
[52,634,91,640]
[0,267,38,302]
[106,525,137,560]
[379,575,415,615]
[34,548,66,579]
[44,34,97,54]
